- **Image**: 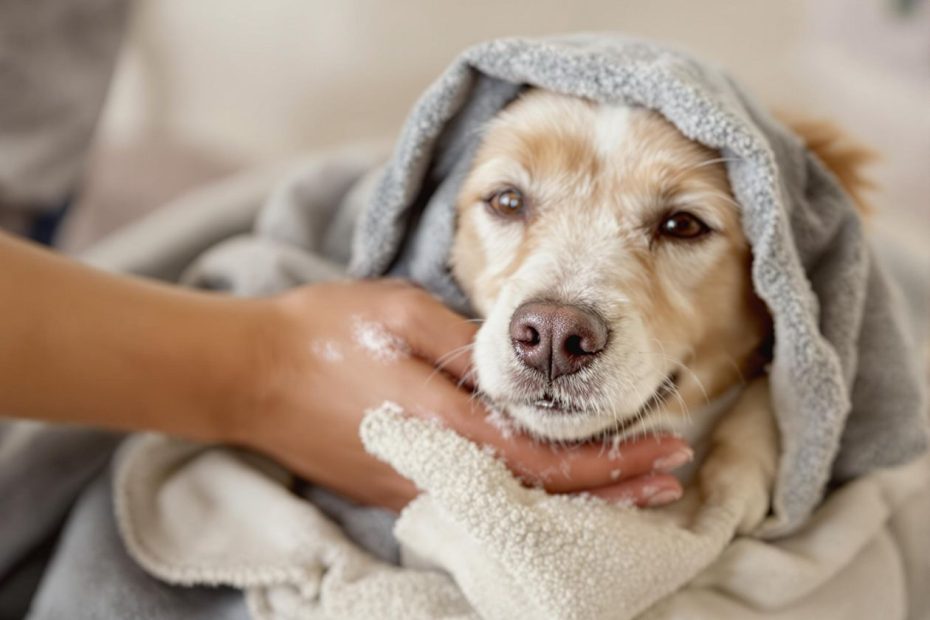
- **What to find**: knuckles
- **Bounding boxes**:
[382,283,433,334]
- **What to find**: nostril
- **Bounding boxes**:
[564,334,586,357]
[563,333,605,359]
[527,325,540,345]
[513,324,540,346]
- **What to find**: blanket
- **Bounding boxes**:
[3,34,928,619]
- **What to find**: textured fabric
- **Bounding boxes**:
[0,422,122,616]
[114,434,477,620]
[27,470,251,620]
[112,402,930,620]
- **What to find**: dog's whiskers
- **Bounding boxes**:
[721,352,747,385]
[422,342,476,388]
[433,342,475,369]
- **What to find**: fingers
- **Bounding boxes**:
[449,402,693,494]
[385,357,692,499]
[525,436,692,495]
[587,473,683,508]
[376,353,486,425]
[370,471,420,513]
[378,283,478,382]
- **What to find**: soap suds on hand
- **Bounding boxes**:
[351,316,411,363]
[606,435,623,461]
[311,340,344,363]
[612,493,636,509]
[485,405,516,440]
[535,466,557,486]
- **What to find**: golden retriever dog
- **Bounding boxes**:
[450,89,871,529]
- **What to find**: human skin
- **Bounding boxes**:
[0,232,691,511]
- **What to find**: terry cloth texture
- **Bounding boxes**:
[111,406,930,620]
[1,33,928,619]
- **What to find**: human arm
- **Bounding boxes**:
[0,232,690,510]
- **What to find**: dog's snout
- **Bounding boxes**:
[509,302,608,380]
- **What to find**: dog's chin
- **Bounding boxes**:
[492,371,681,442]
[505,403,620,441]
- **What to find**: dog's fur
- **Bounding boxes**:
[450,90,870,529]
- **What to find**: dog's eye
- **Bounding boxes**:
[487,187,526,217]
[658,211,710,240]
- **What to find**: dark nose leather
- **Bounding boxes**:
[509,301,608,380]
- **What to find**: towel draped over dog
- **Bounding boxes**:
[2,34,928,619]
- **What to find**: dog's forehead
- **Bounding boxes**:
[482,91,714,188]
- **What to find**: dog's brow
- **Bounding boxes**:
[471,157,532,190]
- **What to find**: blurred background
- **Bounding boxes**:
[57,0,930,251]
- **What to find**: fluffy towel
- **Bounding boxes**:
[114,404,930,619]
[16,33,930,618]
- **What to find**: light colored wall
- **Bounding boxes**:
[100,0,810,162]
[72,0,926,251]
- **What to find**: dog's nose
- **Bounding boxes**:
[509,302,608,380]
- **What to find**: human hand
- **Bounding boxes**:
[236,280,691,511]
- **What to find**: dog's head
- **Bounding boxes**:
[451,90,771,441]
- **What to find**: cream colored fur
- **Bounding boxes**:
[451,91,869,531]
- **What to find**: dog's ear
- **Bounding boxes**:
[779,115,878,218]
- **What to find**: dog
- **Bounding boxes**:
[449,89,872,530]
